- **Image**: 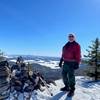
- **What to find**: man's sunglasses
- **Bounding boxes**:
[69,35,74,38]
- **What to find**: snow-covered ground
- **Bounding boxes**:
[36,76,100,100]
[8,76,100,100]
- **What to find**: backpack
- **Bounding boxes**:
[0,61,10,100]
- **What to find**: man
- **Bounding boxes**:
[59,33,81,97]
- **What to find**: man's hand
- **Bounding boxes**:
[74,62,79,70]
[59,58,63,68]
[59,62,62,68]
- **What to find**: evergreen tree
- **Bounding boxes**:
[84,38,100,81]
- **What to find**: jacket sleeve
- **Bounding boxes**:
[75,44,81,64]
[59,47,64,63]
[61,46,65,58]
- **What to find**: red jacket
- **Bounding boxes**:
[62,41,81,64]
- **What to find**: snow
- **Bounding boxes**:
[7,76,100,100]
[50,76,100,100]
[4,55,9,58]
[37,60,59,69]
[10,59,59,69]
[37,76,100,100]
[24,60,36,64]
[24,60,59,69]
[10,59,16,62]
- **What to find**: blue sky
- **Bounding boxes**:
[0,0,100,57]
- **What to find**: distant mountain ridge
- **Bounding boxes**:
[6,55,60,61]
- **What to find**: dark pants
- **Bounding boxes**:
[62,61,75,91]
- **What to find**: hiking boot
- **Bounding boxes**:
[67,90,74,97]
[60,86,70,91]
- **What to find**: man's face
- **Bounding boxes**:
[68,35,75,42]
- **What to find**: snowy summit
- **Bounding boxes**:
[8,76,100,100]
